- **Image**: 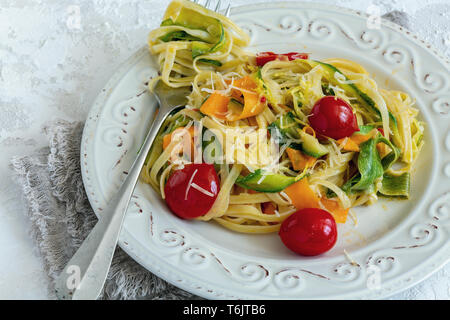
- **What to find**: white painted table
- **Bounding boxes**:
[0,0,448,299]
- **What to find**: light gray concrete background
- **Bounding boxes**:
[0,0,449,299]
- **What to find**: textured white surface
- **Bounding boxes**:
[0,0,449,299]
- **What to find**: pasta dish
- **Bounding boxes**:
[141,0,424,255]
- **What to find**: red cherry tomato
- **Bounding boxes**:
[284,52,309,61]
[279,208,337,256]
[256,51,309,66]
[308,96,359,140]
[164,164,219,219]
[255,52,278,66]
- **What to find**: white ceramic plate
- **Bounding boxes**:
[81,2,450,299]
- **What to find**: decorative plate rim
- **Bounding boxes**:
[81,1,450,300]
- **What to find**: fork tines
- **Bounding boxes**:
[192,0,231,16]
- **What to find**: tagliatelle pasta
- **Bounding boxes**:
[141,0,425,234]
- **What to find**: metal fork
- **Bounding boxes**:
[54,0,231,300]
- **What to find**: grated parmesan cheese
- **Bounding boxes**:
[184,168,198,200]
[191,182,214,197]
[279,191,292,205]
[343,249,359,267]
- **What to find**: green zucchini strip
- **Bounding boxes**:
[378,172,410,198]
[235,169,304,193]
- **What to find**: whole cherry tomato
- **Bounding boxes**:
[279,208,337,256]
[164,163,219,219]
[255,51,309,66]
[308,96,359,140]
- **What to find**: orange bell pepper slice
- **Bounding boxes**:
[199,93,230,120]
[162,126,195,161]
[228,76,265,120]
[202,76,265,121]
[284,177,349,223]
[337,137,360,152]
[286,147,316,171]
[337,129,377,152]
[284,178,320,211]
[320,198,349,223]
[162,126,195,149]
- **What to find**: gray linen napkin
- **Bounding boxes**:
[11,120,198,300]
[10,11,409,300]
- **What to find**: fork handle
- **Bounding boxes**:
[54,104,171,300]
